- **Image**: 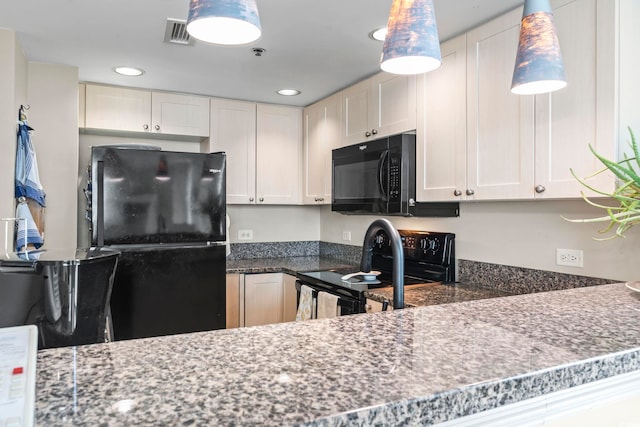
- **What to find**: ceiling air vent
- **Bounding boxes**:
[164,19,194,46]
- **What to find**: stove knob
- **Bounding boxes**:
[421,238,440,252]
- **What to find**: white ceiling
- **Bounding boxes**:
[0,0,523,107]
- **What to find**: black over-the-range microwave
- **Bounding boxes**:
[331,133,459,217]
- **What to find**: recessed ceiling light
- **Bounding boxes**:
[113,67,145,76]
[369,27,387,42]
[277,89,301,96]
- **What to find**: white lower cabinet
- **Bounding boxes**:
[365,299,393,314]
[240,273,298,327]
[226,274,240,329]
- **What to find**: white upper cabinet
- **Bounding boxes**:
[84,84,209,139]
[256,104,303,205]
[342,72,416,146]
[210,98,257,204]
[85,85,151,133]
[418,1,616,203]
[416,34,468,202]
[209,99,302,205]
[303,92,342,204]
[534,0,614,198]
[151,91,210,137]
[466,8,535,200]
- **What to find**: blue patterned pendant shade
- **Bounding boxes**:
[380,0,442,75]
[511,0,566,95]
[186,0,262,45]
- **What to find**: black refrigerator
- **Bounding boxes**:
[89,146,226,340]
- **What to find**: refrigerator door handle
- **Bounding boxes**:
[95,161,105,247]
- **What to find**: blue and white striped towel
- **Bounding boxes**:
[15,121,46,207]
[15,202,43,251]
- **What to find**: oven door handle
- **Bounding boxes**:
[377,149,389,200]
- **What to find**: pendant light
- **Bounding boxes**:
[511,0,566,95]
[186,0,262,45]
[380,0,442,75]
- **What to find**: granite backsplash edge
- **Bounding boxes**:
[228,241,619,293]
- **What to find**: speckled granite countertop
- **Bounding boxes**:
[226,255,357,275]
[36,282,640,426]
[365,282,512,307]
[226,256,509,308]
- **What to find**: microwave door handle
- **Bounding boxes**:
[378,150,389,198]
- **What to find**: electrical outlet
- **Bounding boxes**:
[238,230,253,241]
[342,231,351,241]
[556,248,583,268]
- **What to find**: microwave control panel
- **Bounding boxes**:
[388,156,400,200]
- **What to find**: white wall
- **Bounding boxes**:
[27,63,79,249]
[320,201,640,282]
[0,29,27,253]
[227,205,320,243]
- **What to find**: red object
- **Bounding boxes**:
[12,367,24,375]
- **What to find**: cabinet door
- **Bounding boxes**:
[78,83,86,128]
[365,299,393,313]
[244,273,283,327]
[466,8,535,200]
[210,98,257,204]
[151,92,209,138]
[282,274,298,322]
[303,92,342,204]
[342,79,372,146]
[256,104,303,204]
[371,72,417,139]
[85,84,151,133]
[534,0,614,198]
[303,102,325,204]
[416,34,467,202]
[226,274,240,329]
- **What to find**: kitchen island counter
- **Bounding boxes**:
[36,282,640,426]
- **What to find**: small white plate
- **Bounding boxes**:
[625,281,640,292]
[341,271,381,282]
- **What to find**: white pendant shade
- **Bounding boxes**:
[380,0,442,75]
[511,0,566,95]
[186,0,262,46]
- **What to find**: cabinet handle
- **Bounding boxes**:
[319,197,324,202]
[465,189,475,196]
[365,131,371,137]
[143,124,149,131]
[259,197,264,202]
[371,129,378,135]
[535,185,546,194]
[154,124,161,131]
[453,189,462,197]
[249,197,254,202]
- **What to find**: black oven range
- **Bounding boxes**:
[296,229,455,316]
